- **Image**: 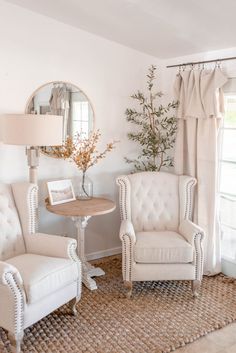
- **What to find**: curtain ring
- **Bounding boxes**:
[215,60,221,68]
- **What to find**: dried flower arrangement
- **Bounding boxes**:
[51,130,117,199]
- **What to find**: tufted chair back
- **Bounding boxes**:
[0,183,25,261]
[117,172,196,232]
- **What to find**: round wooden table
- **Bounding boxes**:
[46,197,116,290]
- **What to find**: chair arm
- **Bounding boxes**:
[24,233,78,260]
[0,262,26,335]
[119,220,136,243]
[179,219,205,246]
[0,261,23,287]
[119,220,136,282]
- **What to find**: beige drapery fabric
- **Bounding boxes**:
[174,68,228,275]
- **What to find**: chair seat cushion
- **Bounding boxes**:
[134,231,194,264]
[7,254,79,304]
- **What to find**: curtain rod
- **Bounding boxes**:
[166,56,236,68]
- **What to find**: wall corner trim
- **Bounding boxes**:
[86,246,122,261]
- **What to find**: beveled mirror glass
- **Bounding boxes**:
[26,81,94,157]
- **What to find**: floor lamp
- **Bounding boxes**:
[2,114,63,184]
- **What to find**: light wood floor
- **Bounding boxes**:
[175,322,236,353]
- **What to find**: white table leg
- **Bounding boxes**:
[72,216,105,290]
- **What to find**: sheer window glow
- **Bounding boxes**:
[72,101,90,138]
[220,94,236,262]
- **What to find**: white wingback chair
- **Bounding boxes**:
[0,182,82,353]
[116,172,205,297]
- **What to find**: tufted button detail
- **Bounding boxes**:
[130,173,179,232]
[0,184,26,261]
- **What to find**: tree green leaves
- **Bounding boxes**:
[125,65,178,172]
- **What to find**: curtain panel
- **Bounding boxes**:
[174,68,228,275]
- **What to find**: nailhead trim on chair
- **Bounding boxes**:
[68,242,82,299]
[121,234,133,281]
[121,235,127,280]
[4,272,24,337]
[68,242,79,262]
[194,232,204,280]
[28,185,38,234]
[117,176,133,281]
[116,177,129,221]
[183,178,202,281]
[184,179,196,220]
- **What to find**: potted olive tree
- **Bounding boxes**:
[125,65,178,171]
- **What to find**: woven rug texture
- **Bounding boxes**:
[0,256,236,353]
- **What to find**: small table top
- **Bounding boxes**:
[46,197,116,217]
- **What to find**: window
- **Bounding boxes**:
[70,92,93,139]
[220,89,236,262]
[72,101,89,138]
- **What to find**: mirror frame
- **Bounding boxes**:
[25,80,95,158]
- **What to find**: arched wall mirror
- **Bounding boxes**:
[25,81,95,157]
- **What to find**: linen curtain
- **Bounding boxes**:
[174,68,228,275]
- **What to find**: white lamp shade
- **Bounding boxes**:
[2,114,63,146]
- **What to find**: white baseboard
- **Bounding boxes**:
[86,246,122,261]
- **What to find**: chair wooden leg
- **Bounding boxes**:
[69,297,78,316]
[191,280,201,297]
[8,331,24,353]
[124,281,133,298]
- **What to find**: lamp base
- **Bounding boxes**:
[26,147,39,184]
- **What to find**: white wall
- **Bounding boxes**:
[0,1,161,258]
[2,0,235,261]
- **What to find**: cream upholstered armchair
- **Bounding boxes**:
[116,172,205,297]
[0,182,82,353]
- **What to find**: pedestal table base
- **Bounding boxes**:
[72,216,105,290]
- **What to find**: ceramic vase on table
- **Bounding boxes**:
[78,172,93,200]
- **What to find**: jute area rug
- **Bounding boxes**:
[1,256,236,353]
